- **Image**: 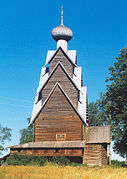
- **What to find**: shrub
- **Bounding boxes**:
[52,156,60,164]
[83,162,88,167]
[111,160,125,167]
[6,154,46,166]
[52,156,70,165]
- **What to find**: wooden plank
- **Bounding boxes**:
[49,49,74,78]
[83,144,107,166]
[35,85,83,142]
[42,64,78,109]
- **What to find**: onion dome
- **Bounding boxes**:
[52,25,73,42]
[51,7,73,42]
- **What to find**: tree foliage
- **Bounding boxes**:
[88,47,127,158]
[19,118,33,144]
[104,47,127,158]
[88,93,108,126]
[0,124,11,155]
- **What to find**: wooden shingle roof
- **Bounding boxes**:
[9,141,85,149]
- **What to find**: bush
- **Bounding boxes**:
[83,162,88,167]
[111,160,125,167]
[6,154,46,166]
[52,156,70,165]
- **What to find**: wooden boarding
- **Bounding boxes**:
[35,85,85,142]
[49,48,75,78]
[83,144,107,166]
[11,148,83,157]
[41,63,79,109]
[85,126,111,144]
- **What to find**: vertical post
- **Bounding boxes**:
[61,6,63,25]
[33,123,35,142]
[109,143,111,165]
[83,127,88,164]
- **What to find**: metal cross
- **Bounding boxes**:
[61,6,63,25]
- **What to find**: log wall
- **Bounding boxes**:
[83,143,107,166]
[10,148,83,157]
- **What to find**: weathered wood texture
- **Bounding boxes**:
[85,126,111,144]
[10,141,85,149]
[10,148,83,157]
[33,124,35,142]
[49,49,74,78]
[83,144,107,166]
[35,85,82,142]
[86,95,88,124]
[42,64,78,109]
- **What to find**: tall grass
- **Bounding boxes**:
[0,164,127,179]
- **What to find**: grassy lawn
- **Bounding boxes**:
[0,164,127,179]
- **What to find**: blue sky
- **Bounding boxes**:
[0,0,126,160]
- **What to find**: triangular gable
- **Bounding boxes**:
[29,82,86,126]
[36,61,79,95]
[45,47,77,67]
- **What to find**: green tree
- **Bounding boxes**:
[88,93,109,126]
[104,47,127,158]
[19,118,33,144]
[0,124,11,155]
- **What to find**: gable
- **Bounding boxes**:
[42,85,79,117]
[45,49,77,65]
[34,84,84,141]
[41,63,79,109]
[49,48,74,78]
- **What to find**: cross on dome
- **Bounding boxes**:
[61,6,63,25]
[51,6,73,45]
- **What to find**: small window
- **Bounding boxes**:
[57,134,61,139]
[56,134,66,140]
[38,91,42,101]
[90,147,93,151]
[61,134,65,139]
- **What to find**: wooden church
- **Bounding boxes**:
[9,8,111,166]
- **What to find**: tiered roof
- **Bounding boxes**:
[29,11,88,127]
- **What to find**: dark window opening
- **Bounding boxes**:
[55,149,59,153]
[18,149,21,153]
[46,67,49,73]
[38,91,42,102]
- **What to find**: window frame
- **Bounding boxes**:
[56,133,66,141]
